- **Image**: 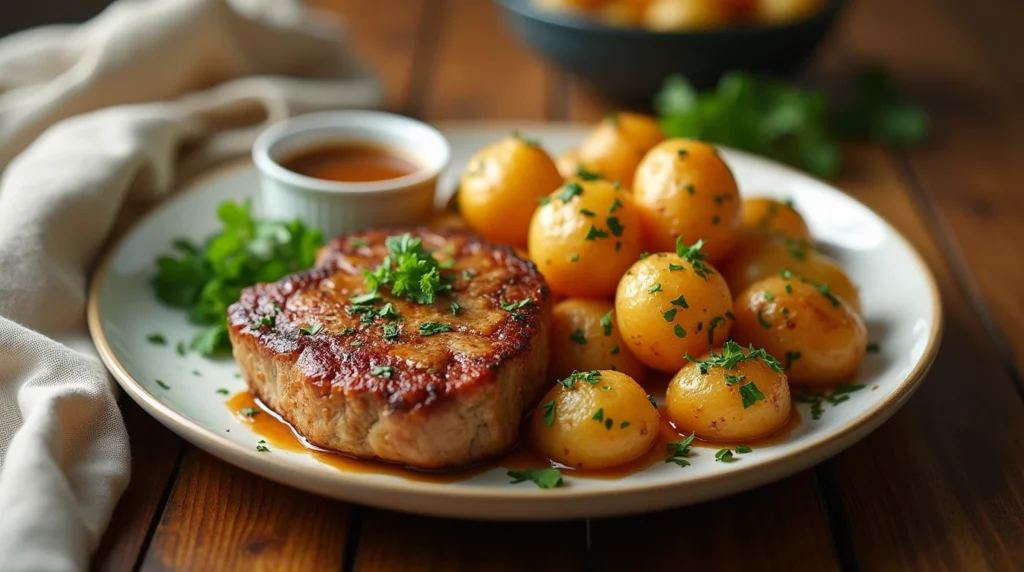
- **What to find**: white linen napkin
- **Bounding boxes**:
[0,0,381,569]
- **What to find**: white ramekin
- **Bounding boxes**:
[252,110,451,239]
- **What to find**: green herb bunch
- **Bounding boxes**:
[151,200,323,356]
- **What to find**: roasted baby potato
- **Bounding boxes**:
[530,370,660,470]
[731,274,867,385]
[529,179,643,298]
[615,240,733,372]
[632,139,742,263]
[666,341,792,441]
[720,233,861,313]
[575,113,665,187]
[741,197,813,242]
[549,299,648,382]
[458,134,563,246]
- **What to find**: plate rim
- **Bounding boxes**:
[87,121,945,506]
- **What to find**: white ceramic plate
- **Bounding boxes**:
[88,123,942,520]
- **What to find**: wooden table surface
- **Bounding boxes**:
[92,0,1024,570]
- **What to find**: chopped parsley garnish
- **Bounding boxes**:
[663,309,678,322]
[724,373,746,385]
[707,315,726,344]
[585,225,609,241]
[500,298,533,311]
[713,194,729,205]
[256,440,270,453]
[735,445,752,454]
[674,324,687,338]
[792,388,825,420]
[712,215,720,225]
[668,263,684,271]
[363,233,453,305]
[176,342,187,357]
[576,166,602,181]
[349,291,380,305]
[786,239,808,260]
[238,407,260,418]
[541,400,556,427]
[569,328,587,345]
[687,340,783,375]
[371,365,393,378]
[155,379,170,390]
[638,252,650,260]
[784,350,802,369]
[648,395,659,409]
[299,323,323,336]
[665,433,696,467]
[377,303,400,320]
[604,418,613,430]
[785,283,793,294]
[350,238,368,248]
[764,291,775,301]
[609,198,622,213]
[620,421,631,429]
[570,254,580,263]
[556,181,584,203]
[382,323,401,341]
[739,384,766,409]
[251,314,274,330]
[592,408,604,422]
[151,200,322,356]
[683,183,695,195]
[419,322,452,336]
[675,237,714,280]
[350,340,363,347]
[828,383,866,405]
[677,149,689,158]
[216,388,229,396]
[192,370,202,377]
[450,302,461,316]
[611,345,620,355]
[507,468,563,489]
[600,310,614,336]
[648,283,663,294]
[606,217,625,237]
[147,334,166,345]
[757,309,772,328]
[670,294,689,309]
[867,341,881,353]
[558,370,602,390]
[715,448,736,462]
[462,269,476,281]
[579,208,596,217]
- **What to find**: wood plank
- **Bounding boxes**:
[420,0,552,120]
[140,449,353,572]
[92,399,185,571]
[830,0,1024,370]
[310,0,429,113]
[566,78,842,571]
[815,144,1024,570]
[354,511,584,572]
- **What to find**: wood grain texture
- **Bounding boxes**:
[140,449,352,572]
[93,399,185,571]
[814,144,1024,570]
[353,511,585,572]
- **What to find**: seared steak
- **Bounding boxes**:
[227,228,551,469]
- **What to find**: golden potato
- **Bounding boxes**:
[615,240,733,372]
[458,134,563,246]
[667,341,792,441]
[530,370,660,469]
[644,0,735,30]
[720,233,861,312]
[741,197,812,242]
[731,274,867,385]
[529,179,643,298]
[549,299,647,382]
[755,0,826,25]
[556,147,583,179]
[632,139,742,263]
[575,113,665,187]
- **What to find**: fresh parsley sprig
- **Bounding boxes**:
[507,468,563,489]
[363,233,453,305]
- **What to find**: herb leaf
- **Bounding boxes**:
[600,310,614,336]
[507,468,563,489]
[419,322,451,336]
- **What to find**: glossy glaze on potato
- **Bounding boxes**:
[740,197,813,242]
[632,139,742,263]
[731,275,867,385]
[575,113,664,186]
[666,349,792,441]
[549,298,647,382]
[458,135,563,246]
[530,370,659,469]
[529,179,643,297]
[615,251,733,372]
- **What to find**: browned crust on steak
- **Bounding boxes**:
[227,228,552,468]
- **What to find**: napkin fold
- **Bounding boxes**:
[0,0,381,569]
